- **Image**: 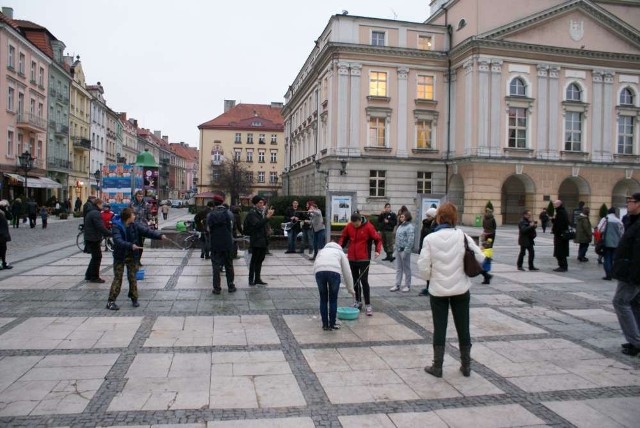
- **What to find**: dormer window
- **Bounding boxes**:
[251,121,262,127]
[371,31,385,46]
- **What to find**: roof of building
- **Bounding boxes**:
[170,143,199,162]
[198,103,284,131]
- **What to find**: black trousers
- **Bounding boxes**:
[517,244,535,269]
[85,240,103,280]
[350,261,371,305]
[249,247,267,282]
[212,250,235,290]
[430,291,471,346]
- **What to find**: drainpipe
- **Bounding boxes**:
[444,5,453,196]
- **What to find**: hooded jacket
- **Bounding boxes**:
[111,217,162,262]
[338,220,382,262]
[83,202,111,242]
[394,220,415,252]
[417,227,484,297]
[596,214,624,249]
[313,242,355,294]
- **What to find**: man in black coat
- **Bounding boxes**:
[611,192,640,356]
[83,198,112,283]
[245,195,274,286]
[378,203,397,261]
[208,195,236,294]
[551,199,570,272]
[517,210,539,271]
[27,198,38,228]
[284,200,301,254]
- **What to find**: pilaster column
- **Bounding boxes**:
[602,71,614,158]
[397,66,409,157]
[490,60,502,154]
[464,58,474,154]
[349,64,361,155]
[337,61,349,150]
[444,71,457,157]
[477,59,490,152]
[536,64,549,152]
[548,66,560,154]
[591,70,604,159]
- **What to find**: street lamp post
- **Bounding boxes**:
[18,151,35,198]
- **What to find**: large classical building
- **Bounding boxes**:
[282,0,640,224]
[198,101,285,202]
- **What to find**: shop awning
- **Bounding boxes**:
[27,177,62,189]
[4,174,62,189]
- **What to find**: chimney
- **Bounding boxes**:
[162,135,168,143]
[2,7,13,19]
[271,102,283,108]
[153,130,161,138]
[224,100,236,112]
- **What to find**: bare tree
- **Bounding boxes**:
[209,158,252,206]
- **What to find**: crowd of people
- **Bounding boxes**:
[2,190,639,370]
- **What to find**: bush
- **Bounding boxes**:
[546,201,555,218]
[599,203,608,219]
[267,196,326,215]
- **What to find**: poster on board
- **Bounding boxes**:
[330,195,352,225]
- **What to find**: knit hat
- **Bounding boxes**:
[426,207,437,218]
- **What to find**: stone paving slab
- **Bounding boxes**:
[0,226,638,426]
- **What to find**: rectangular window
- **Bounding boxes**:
[39,67,44,86]
[417,172,432,194]
[271,134,277,144]
[38,102,43,117]
[18,53,25,75]
[234,133,241,143]
[8,45,15,69]
[37,140,43,159]
[270,151,277,163]
[269,172,278,184]
[508,107,528,148]
[564,112,582,151]
[30,99,36,114]
[258,150,265,163]
[416,120,433,149]
[234,149,242,161]
[369,72,387,97]
[247,133,254,144]
[259,134,265,144]
[258,171,265,183]
[369,117,386,147]
[17,133,23,154]
[418,35,432,50]
[371,31,385,46]
[245,171,254,182]
[7,130,14,156]
[7,87,14,111]
[417,75,434,100]
[369,170,386,197]
[246,149,253,162]
[30,61,36,82]
[618,116,634,155]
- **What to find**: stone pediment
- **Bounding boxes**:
[478,0,640,54]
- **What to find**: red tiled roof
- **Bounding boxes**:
[0,12,21,32]
[170,143,199,162]
[13,19,58,60]
[198,103,284,131]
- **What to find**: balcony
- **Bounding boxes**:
[72,137,91,150]
[55,123,69,136]
[16,111,47,133]
[47,157,72,171]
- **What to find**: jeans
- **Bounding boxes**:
[212,250,235,290]
[302,228,313,251]
[395,250,412,288]
[430,291,471,346]
[287,226,300,252]
[85,240,103,280]
[313,229,326,256]
[603,247,615,278]
[315,271,341,328]
[578,242,589,259]
[612,281,640,347]
[350,261,371,305]
[517,244,535,269]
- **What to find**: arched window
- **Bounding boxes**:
[509,77,526,97]
[211,146,223,164]
[566,83,582,101]
[620,87,634,106]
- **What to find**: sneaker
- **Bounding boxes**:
[89,278,106,283]
[131,299,140,307]
[365,305,373,316]
[389,285,400,292]
[106,301,119,311]
[330,324,340,330]
[418,288,429,296]
[553,267,568,272]
[529,267,540,271]
[352,301,363,310]
[517,267,525,271]
[401,286,411,292]
[388,257,395,262]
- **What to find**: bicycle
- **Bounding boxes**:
[76,224,114,252]
[174,221,200,249]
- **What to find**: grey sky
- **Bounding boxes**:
[5,1,428,147]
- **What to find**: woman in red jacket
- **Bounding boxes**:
[338,212,382,316]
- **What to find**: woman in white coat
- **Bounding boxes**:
[417,202,484,378]
[313,242,355,330]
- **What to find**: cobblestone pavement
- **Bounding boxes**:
[0,220,638,427]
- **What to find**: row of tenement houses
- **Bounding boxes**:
[0,6,198,206]
[278,0,640,224]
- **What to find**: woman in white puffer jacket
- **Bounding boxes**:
[417,202,484,378]
[313,242,355,331]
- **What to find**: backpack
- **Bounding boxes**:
[209,207,230,227]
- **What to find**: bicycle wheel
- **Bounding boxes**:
[76,232,85,252]
[175,232,195,250]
